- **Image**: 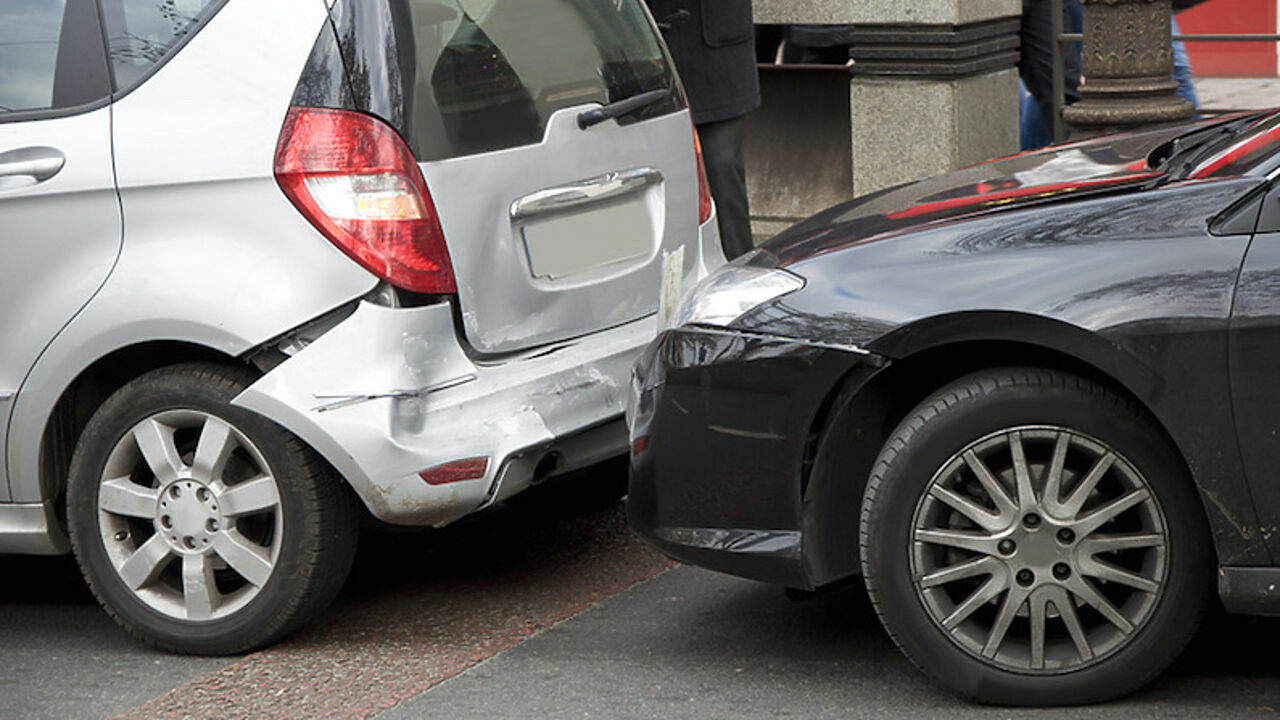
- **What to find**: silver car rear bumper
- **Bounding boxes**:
[234,300,654,526]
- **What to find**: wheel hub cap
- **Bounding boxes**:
[1006,523,1062,576]
[156,479,222,553]
[910,426,1168,673]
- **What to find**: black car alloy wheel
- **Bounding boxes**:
[67,363,357,655]
[860,368,1211,705]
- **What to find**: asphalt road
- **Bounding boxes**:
[2,478,1278,720]
[388,565,1280,720]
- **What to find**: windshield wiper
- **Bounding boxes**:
[1149,115,1258,178]
[578,89,670,130]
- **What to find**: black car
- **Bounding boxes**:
[627,111,1280,705]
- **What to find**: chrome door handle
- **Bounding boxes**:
[0,147,65,182]
[510,168,663,220]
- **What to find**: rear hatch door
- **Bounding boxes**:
[333,0,699,354]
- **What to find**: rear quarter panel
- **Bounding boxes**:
[7,0,378,503]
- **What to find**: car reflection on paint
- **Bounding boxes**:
[627,110,1280,706]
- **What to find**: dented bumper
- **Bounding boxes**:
[626,325,881,587]
[234,301,648,526]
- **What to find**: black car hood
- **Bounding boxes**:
[762,124,1206,268]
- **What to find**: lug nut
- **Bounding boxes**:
[1057,528,1076,544]
[169,486,181,499]
[160,515,172,529]
[1022,513,1042,529]
[206,519,219,533]
[197,488,210,502]
[1053,563,1072,580]
[1016,569,1035,586]
[998,539,1017,556]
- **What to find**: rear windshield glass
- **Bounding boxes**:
[399,0,682,160]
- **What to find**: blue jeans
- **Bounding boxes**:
[1021,15,1199,150]
[1172,18,1199,107]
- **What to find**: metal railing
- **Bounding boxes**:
[1049,0,1280,142]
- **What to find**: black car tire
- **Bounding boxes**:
[860,368,1211,705]
[66,363,357,655]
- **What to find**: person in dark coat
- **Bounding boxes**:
[1019,0,1082,147]
[647,0,761,260]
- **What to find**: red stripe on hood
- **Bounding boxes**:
[886,172,1162,221]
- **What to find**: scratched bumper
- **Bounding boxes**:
[233,300,650,526]
[626,326,880,587]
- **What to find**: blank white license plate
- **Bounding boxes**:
[521,199,653,280]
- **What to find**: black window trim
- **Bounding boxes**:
[0,0,231,125]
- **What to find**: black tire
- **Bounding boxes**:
[66,362,357,655]
[859,368,1211,705]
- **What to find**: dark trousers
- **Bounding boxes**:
[1019,0,1082,141]
[697,115,753,260]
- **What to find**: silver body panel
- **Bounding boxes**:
[0,503,68,555]
[0,108,122,503]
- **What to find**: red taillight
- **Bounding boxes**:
[693,127,713,225]
[274,107,457,294]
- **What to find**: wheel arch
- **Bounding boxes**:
[36,341,245,527]
[801,311,1222,588]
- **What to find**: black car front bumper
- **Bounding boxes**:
[626,325,885,589]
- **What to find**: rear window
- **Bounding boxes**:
[399,0,682,160]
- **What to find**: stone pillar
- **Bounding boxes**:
[1063,0,1193,136]
[747,0,1021,238]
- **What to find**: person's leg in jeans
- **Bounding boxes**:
[697,116,753,260]
[1020,78,1051,150]
[1171,18,1200,107]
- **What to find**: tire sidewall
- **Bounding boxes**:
[862,371,1211,705]
[66,366,329,654]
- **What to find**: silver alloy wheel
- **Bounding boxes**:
[96,410,283,622]
[910,426,1168,673]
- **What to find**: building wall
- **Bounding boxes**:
[1178,0,1277,76]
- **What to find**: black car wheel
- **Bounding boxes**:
[860,368,1211,705]
[66,363,357,654]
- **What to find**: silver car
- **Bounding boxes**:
[0,0,720,653]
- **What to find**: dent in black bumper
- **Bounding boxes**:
[626,325,883,588]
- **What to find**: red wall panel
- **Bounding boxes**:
[1177,0,1276,77]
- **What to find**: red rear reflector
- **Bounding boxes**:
[693,127,713,225]
[631,436,649,456]
[274,107,457,294]
[419,458,489,486]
